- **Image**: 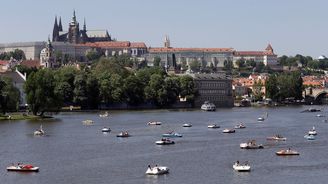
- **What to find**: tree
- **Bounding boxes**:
[265,75,279,100]
[235,59,245,69]
[54,67,78,104]
[73,72,88,108]
[223,60,233,71]
[24,69,62,116]
[154,56,161,67]
[252,80,264,101]
[86,49,102,61]
[189,59,199,72]
[179,75,196,103]
[0,77,20,114]
[123,75,144,105]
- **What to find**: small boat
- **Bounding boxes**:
[266,135,287,141]
[233,161,251,172]
[304,134,316,140]
[99,111,109,118]
[240,140,264,149]
[182,123,192,127]
[82,120,94,125]
[308,126,317,135]
[101,127,111,132]
[148,121,162,125]
[155,138,175,145]
[34,125,45,136]
[234,123,246,129]
[301,108,321,113]
[223,128,235,133]
[116,131,130,137]
[208,124,220,129]
[257,112,268,122]
[276,149,300,156]
[316,114,324,117]
[7,163,39,172]
[201,101,216,111]
[162,131,183,138]
[145,165,169,175]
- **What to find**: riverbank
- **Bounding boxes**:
[0,113,53,121]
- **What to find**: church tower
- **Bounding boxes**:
[265,43,274,54]
[80,18,88,43]
[68,10,80,44]
[40,38,57,68]
[58,17,63,32]
[164,35,171,48]
[52,16,59,42]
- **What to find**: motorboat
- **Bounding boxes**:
[101,127,111,132]
[234,123,246,129]
[208,124,220,129]
[304,134,316,140]
[182,123,192,127]
[266,135,287,141]
[201,101,216,111]
[7,163,39,172]
[162,131,183,138]
[155,138,175,145]
[308,126,317,135]
[34,125,45,136]
[233,161,251,172]
[145,165,169,175]
[223,128,235,133]
[240,140,264,149]
[276,149,300,156]
[257,117,265,122]
[99,111,109,118]
[316,114,324,117]
[257,112,268,122]
[82,120,94,125]
[116,131,130,137]
[148,121,162,125]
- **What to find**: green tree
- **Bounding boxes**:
[123,75,144,105]
[73,72,88,108]
[179,75,196,103]
[252,80,264,101]
[265,75,279,100]
[54,67,78,104]
[86,49,102,61]
[223,60,233,71]
[24,69,62,116]
[0,77,20,113]
[154,56,161,67]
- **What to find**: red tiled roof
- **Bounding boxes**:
[149,47,234,53]
[81,41,147,48]
[0,60,9,65]
[234,51,275,56]
[20,60,40,68]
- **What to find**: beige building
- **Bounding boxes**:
[233,44,278,66]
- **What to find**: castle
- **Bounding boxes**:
[52,11,111,44]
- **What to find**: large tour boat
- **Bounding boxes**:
[201,101,216,111]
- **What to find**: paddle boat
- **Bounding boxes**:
[182,123,192,127]
[240,140,264,149]
[276,149,299,156]
[266,134,287,141]
[148,121,162,125]
[145,165,169,175]
[155,138,175,145]
[208,124,220,129]
[101,127,111,133]
[308,126,317,135]
[34,125,45,136]
[223,128,235,133]
[7,163,39,172]
[162,131,183,138]
[116,131,130,137]
[99,111,109,118]
[304,134,316,140]
[82,120,94,126]
[257,112,268,122]
[234,123,246,129]
[233,161,251,172]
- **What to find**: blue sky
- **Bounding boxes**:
[1,0,327,57]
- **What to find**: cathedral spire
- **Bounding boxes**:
[71,10,77,24]
[58,16,63,31]
[52,16,59,42]
[83,18,86,31]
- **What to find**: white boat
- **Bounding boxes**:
[240,140,264,149]
[266,135,287,141]
[145,166,169,175]
[82,120,94,125]
[276,149,299,156]
[223,128,235,133]
[316,114,324,117]
[162,132,183,138]
[99,111,109,118]
[101,127,111,132]
[234,123,246,129]
[155,138,175,145]
[116,131,130,137]
[308,126,317,135]
[7,164,39,172]
[304,134,315,140]
[233,162,251,172]
[34,125,45,136]
[257,117,265,121]
[201,101,216,111]
[148,121,162,125]
[257,112,268,122]
[182,123,192,127]
[208,124,220,129]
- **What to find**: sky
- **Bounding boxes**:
[0,0,327,57]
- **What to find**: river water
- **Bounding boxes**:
[1,106,328,184]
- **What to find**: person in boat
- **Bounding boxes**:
[148,165,151,169]
[236,161,239,165]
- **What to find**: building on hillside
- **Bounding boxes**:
[190,73,234,107]
[40,39,57,68]
[233,44,278,66]
[0,42,45,60]
[52,11,111,44]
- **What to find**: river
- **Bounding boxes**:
[1,106,328,184]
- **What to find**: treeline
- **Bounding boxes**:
[24,57,197,115]
[265,71,303,101]
[0,77,20,114]
[0,49,26,60]
[279,55,328,70]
